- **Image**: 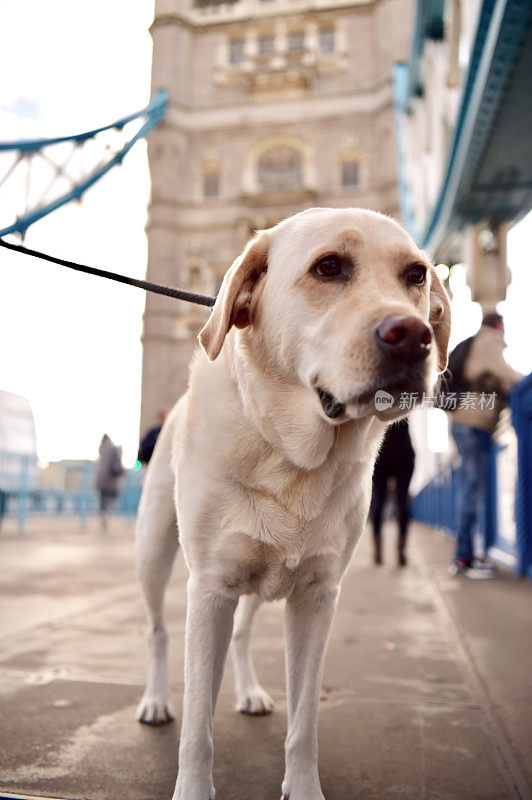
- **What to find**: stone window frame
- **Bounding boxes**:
[258,33,275,55]
[203,169,220,199]
[243,135,316,196]
[318,27,336,55]
[287,30,306,53]
[195,158,225,203]
[341,160,360,188]
[228,38,245,65]
[338,150,367,191]
[221,19,345,69]
[257,146,304,193]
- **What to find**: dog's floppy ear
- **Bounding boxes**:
[199,231,270,361]
[429,267,451,373]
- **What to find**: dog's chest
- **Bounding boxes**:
[219,445,366,572]
[229,438,354,521]
[212,529,340,601]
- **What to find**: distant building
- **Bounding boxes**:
[40,460,93,492]
[0,390,37,456]
[141,0,414,427]
[0,389,38,492]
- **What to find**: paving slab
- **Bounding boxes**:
[0,516,530,800]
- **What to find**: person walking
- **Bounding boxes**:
[370,418,415,567]
[449,312,522,578]
[94,434,124,530]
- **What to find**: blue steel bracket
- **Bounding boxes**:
[0,90,168,238]
[407,0,445,99]
[509,373,532,578]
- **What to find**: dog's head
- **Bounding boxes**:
[199,208,450,423]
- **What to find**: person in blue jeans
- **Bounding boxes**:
[449,313,522,578]
[451,423,492,576]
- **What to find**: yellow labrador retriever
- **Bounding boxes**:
[135,207,450,800]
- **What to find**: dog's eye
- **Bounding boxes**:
[405,265,427,286]
[311,255,345,280]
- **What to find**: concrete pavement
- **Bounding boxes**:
[0,515,530,800]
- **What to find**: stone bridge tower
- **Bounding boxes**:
[141,0,413,431]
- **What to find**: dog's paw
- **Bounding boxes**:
[235,686,274,716]
[172,776,215,799]
[281,774,325,800]
[136,693,175,726]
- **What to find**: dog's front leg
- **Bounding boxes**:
[281,583,339,800]
[173,578,238,800]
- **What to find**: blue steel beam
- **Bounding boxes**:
[0,90,167,238]
[423,0,532,254]
[395,0,532,256]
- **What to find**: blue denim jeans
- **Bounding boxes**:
[451,422,491,562]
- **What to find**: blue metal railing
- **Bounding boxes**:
[412,375,532,577]
[412,456,459,535]
[0,451,144,532]
[510,374,532,577]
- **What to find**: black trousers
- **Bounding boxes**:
[370,455,415,550]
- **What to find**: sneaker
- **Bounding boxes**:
[448,558,470,576]
[465,559,496,580]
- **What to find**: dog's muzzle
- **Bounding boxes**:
[317,387,345,419]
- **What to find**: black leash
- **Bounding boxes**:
[0,238,216,308]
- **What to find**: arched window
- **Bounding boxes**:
[257,146,303,193]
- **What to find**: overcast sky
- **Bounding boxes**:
[0,0,530,467]
[0,0,154,465]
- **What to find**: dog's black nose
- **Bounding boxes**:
[374,315,432,365]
